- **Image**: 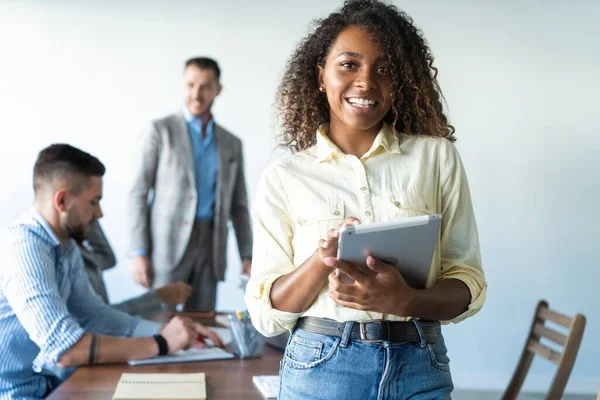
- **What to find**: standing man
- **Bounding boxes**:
[128,57,253,312]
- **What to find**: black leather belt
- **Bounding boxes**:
[297,317,440,344]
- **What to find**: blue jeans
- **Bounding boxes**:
[279,322,453,400]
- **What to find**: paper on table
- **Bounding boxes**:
[252,375,279,399]
[128,347,234,366]
[113,373,206,400]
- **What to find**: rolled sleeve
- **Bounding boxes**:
[438,266,487,323]
[39,319,85,371]
[131,318,164,337]
[437,140,487,323]
[244,165,303,337]
[245,274,302,336]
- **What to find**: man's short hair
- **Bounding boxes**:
[33,144,105,196]
[184,57,221,81]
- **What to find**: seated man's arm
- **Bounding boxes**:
[57,315,221,367]
[57,333,158,367]
[1,236,220,369]
[1,236,88,369]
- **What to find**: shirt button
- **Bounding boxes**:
[394,201,401,207]
[365,211,372,217]
[333,211,341,216]
[360,186,367,191]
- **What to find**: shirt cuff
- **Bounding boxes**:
[131,318,164,337]
[246,275,303,336]
[439,270,487,324]
[129,249,148,258]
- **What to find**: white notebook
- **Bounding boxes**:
[252,375,279,399]
[113,373,206,400]
[128,347,234,366]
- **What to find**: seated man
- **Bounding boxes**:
[0,144,222,400]
[81,221,192,319]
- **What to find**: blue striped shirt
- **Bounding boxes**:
[0,210,163,400]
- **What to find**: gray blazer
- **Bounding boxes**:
[81,221,164,318]
[127,113,253,281]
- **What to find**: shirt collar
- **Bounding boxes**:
[30,208,62,247]
[183,107,215,139]
[315,122,401,163]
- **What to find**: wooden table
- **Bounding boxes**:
[47,313,283,399]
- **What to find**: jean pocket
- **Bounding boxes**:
[426,337,451,372]
[284,328,340,369]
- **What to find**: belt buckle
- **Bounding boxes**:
[359,319,386,343]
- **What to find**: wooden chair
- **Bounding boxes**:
[597,389,599,400]
[502,300,586,400]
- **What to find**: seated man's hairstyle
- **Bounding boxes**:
[33,144,105,196]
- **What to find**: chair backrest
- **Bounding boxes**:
[502,300,586,400]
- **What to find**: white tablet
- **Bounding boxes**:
[337,214,441,289]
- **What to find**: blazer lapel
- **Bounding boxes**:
[174,113,196,187]
[215,124,234,216]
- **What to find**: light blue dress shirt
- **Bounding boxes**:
[183,107,219,221]
[0,210,163,400]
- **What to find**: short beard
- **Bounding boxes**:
[65,222,87,244]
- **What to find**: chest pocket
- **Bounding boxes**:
[386,190,433,220]
[295,198,345,240]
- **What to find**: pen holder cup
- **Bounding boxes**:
[228,315,264,359]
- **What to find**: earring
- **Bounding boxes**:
[319,87,325,92]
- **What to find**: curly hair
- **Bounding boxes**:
[277,0,455,152]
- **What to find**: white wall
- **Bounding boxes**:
[0,0,598,394]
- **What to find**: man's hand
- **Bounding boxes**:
[160,316,224,354]
[326,255,416,316]
[156,282,192,305]
[131,255,154,288]
[195,323,224,348]
[241,259,252,276]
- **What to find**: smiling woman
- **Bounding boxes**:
[276,0,456,155]
[316,26,394,158]
[246,0,486,399]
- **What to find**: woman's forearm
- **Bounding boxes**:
[404,279,471,321]
[270,251,332,313]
